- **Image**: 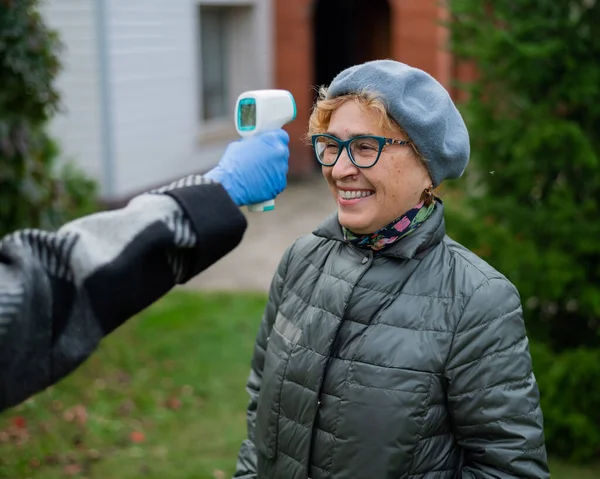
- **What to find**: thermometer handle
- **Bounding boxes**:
[248,199,275,212]
[247,127,282,212]
[247,130,278,212]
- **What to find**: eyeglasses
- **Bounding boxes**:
[311,134,412,169]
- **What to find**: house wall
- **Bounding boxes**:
[106,0,274,199]
[105,0,200,197]
[40,0,104,184]
[43,0,274,201]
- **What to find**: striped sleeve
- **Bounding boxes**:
[0,176,247,411]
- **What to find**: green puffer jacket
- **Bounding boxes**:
[234,203,549,479]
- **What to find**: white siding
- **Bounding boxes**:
[40,0,103,186]
[41,0,273,200]
[107,0,274,198]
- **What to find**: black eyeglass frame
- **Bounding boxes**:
[311,133,412,168]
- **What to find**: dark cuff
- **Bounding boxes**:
[164,183,248,279]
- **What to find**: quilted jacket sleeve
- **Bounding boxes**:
[444,278,549,478]
[233,245,292,478]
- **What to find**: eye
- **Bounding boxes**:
[355,140,378,151]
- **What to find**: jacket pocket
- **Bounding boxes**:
[255,312,299,459]
[334,362,434,478]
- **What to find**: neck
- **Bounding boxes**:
[343,200,435,251]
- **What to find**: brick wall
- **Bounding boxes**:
[275,0,315,176]
[275,0,473,177]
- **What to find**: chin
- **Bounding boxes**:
[338,212,374,235]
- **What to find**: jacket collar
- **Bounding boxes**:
[312,200,446,260]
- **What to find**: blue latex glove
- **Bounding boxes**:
[205,129,290,207]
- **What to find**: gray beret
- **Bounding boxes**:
[326,59,470,187]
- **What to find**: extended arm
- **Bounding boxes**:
[0,178,245,411]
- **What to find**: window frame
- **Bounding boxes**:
[196,0,268,145]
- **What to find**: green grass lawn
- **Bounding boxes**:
[0,290,597,478]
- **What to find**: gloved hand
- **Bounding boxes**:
[205,129,290,207]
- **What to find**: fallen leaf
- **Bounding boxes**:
[73,405,88,426]
[12,416,26,429]
[166,397,181,411]
[72,434,84,448]
[116,371,131,386]
[44,455,59,465]
[130,431,145,443]
[213,470,226,479]
[62,404,88,426]
[63,464,82,475]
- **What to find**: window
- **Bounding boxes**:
[196,1,271,140]
[199,6,229,122]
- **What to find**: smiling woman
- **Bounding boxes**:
[310,96,431,235]
[233,60,550,479]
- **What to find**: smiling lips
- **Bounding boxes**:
[337,188,374,204]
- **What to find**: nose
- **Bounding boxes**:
[331,146,359,180]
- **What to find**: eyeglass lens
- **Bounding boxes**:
[314,135,381,167]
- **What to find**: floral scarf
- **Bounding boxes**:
[343,201,436,251]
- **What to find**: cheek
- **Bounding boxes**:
[366,166,401,200]
[373,157,424,200]
[322,167,336,188]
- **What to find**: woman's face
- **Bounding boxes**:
[322,100,432,234]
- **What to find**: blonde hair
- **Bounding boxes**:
[307,86,434,205]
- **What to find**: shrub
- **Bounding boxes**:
[530,341,600,462]
[446,0,600,350]
[0,0,98,238]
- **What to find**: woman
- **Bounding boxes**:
[234,60,549,479]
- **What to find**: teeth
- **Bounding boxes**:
[339,190,373,200]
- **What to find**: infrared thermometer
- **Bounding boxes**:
[235,89,297,212]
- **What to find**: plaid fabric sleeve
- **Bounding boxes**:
[0,176,247,411]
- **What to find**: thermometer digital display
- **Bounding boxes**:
[238,99,257,129]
